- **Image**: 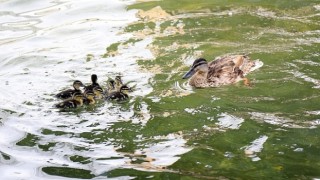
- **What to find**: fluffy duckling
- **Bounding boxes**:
[104,79,116,96]
[182,55,262,88]
[55,92,84,109]
[93,86,104,99]
[84,74,100,92]
[55,80,84,99]
[83,90,95,105]
[114,76,123,91]
[105,85,131,101]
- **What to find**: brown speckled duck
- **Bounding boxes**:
[182,55,262,88]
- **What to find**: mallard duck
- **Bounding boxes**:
[55,80,84,99]
[84,74,100,91]
[55,92,84,109]
[83,90,95,105]
[182,55,262,88]
[105,85,131,101]
[93,86,104,99]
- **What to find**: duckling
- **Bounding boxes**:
[55,80,84,99]
[93,86,104,99]
[105,85,131,101]
[182,55,262,88]
[114,76,123,91]
[55,92,84,109]
[104,79,116,96]
[83,90,95,105]
[84,74,100,92]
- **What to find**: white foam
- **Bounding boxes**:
[290,70,320,89]
[251,59,264,72]
[243,135,268,161]
[216,113,244,130]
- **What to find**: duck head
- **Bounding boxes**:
[120,85,132,94]
[115,76,123,90]
[91,74,98,84]
[182,58,208,79]
[73,80,84,90]
[115,76,122,84]
[105,79,115,95]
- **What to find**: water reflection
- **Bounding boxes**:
[0,0,192,179]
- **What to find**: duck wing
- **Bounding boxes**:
[207,56,243,83]
[55,89,76,99]
[105,92,128,101]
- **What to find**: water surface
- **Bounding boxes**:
[0,0,320,179]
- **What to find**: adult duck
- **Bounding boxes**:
[182,55,262,88]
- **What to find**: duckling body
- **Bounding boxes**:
[55,80,84,99]
[93,86,104,100]
[104,79,116,96]
[105,85,131,101]
[114,76,123,91]
[106,92,128,101]
[83,90,96,105]
[55,92,84,109]
[182,55,262,88]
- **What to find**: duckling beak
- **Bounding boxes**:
[182,68,195,79]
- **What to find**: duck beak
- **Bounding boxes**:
[182,68,195,79]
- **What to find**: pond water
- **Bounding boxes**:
[0,0,320,179]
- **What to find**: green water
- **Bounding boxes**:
[1,0,320,179]
[115,0,320,179]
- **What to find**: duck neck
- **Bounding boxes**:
[189,70,208,87]
[74,85,81,90]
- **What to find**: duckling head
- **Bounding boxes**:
[73,80,84,90]
[93,86,104,99]
[91,74,98,84]
[182,58,208,79]
[115,76,123,89]
[106,79,115,91]
[119,85,132,94]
